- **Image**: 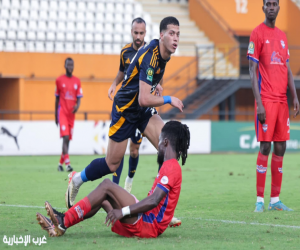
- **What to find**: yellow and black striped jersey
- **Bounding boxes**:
[114,39,169,123]
[119,43,137,75]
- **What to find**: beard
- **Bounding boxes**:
[134,39,143,49]
[157,150,164,166]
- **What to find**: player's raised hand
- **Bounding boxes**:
[171,96,184,112]
[155,84,163,96]
[257,103,266,124]
[293,98,299,118]
[108,83,117,101]
[105,209,123,227]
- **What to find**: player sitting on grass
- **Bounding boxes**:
[36,121,190,238]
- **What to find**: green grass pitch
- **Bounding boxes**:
[1,154,300,249]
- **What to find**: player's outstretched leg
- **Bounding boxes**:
[36,212,57,237]
[47,179,137,237]
[124,140,140,193]
[65,139,128,208]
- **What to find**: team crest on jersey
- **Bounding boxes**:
[281,40,285,49]
[248,42,255,54]
[257,165,267,174]
[278,168,283,173]
[271,52,284,65]
[161,176,169,185]
[262,124,268,133]
[74,84,78,90]
[146,68,154,82]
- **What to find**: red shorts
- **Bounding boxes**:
[111,194,158,238]
[111,216,158,238]
[59,113,75,140]
[255,102,290,142]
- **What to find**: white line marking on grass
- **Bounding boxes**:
[179,217,300,229]
[2,204,300,229]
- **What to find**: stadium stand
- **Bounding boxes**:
[0,0,153,54]
[291,0,300,8]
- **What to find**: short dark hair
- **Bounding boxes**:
[263,0,279,4]
[159,16,179,33]
[65,57,73,66]
[161,121,190,165]
[132,17,146,26]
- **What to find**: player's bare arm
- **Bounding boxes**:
[155,79,163,96]
[55,96,59,126]
[105,182,167,226]
[73,97,81,114]
[108,71,125,101]
[139,80,184,112]
[249,60,266,124]
[286,62,299,118]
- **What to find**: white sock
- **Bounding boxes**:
[270,197,279,204]
[125,176,134,184]
[72,172,83,187]
[257,197,264,203]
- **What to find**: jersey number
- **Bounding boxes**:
[235,0,248,14]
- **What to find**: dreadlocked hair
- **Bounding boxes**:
[161,121,190,165]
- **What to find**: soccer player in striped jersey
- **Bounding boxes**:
[108,17,148,193]
[65,17,184,227]
[36,121,190,238]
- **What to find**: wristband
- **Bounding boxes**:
[163,96,171,104]
[121,206,130,217]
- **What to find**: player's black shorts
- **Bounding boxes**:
[130,129,143,145]
[109,102,158,143]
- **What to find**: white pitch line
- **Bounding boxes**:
[178,217,300,229]
[1,204,300,229]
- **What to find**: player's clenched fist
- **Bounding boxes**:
[171,96,184,112]
[105,209,123,227]
[257,103,266,124]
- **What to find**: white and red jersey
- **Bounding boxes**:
[55,75,83,117]
[142,159,182,236]
[247,23,290,103]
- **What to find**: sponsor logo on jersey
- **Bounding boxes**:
[278,168,283,173]
[125,58,131,64]
[266,40,270,44]
[271,52,284,65]
[75,206,84,219]
[65,91,75,100]
[281,40,285,49]
[262,124,268,132]
[146,68,154,82]
[156,68,161,74]
[248,42,255,54]
[287,118,290,126]
[257,165,267,174]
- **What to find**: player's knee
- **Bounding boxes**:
[63,136,69,142]
[130,148,139,158]
[274,142,286,156]
[260,142,271,155]
[101,178,113,187]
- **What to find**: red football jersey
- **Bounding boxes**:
[247,23,289,102]
[142,159,182,236]
[55,75,83,116]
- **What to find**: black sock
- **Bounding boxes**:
[112,157,124,185]
[128,155,139,178]
[85,157,113,181]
